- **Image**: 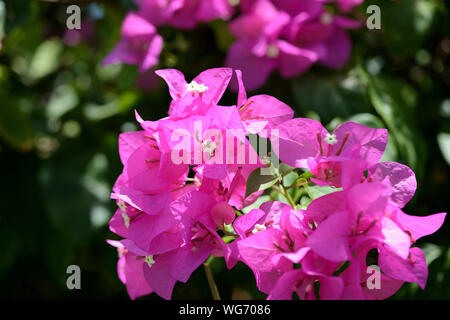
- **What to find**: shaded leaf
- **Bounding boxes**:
[0,97,34,152]
[245,167,279,198]
[437,132,450,166]
[27,37,63,81]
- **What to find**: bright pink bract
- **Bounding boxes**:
[103,0,365,90]
[108,67,446,300]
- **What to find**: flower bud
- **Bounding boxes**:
[210,201,235,226]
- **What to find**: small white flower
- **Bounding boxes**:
[122,212,130,229]
[324,133,338,145]
[266,44,280,58]
[202,139,217,154]
[144,255,155,268]
[185,81,208,93]
[252,224,266,234]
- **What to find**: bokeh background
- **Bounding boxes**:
[0,0,449,299]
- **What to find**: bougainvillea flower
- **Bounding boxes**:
[275,119,388,168]
[103,13,163,72]
[226,0,363,90]
[108,67,446,301]
[168,190,237,269]
[336,0,365,12]
[378,246,428,289]
[267,252,345,300]
[116,129,188,194]
[367,161,417,208]
[226,0,318,90]
[107,240,153,300]
[138,0,234,29]
[155,68,233,117]
[235,70,294,135]
[273,119,387,187]
[339,245,404,300]
[235,203,312,292]
[388,205,446,244]
[305,181,410,260]
[285,9,361,68]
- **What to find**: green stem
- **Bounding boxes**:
[221,229,238,237]
[282,185,297,209]
[286,181,310,190]
[203,256,221,300]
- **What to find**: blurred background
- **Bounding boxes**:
[0,0,449,299]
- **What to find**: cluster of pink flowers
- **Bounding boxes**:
[103,0,364,90]
[108,67,446,300]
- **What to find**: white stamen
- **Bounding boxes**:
[266,44,279,58]
[324,133,338,145]
[252,224,266,234]
[320,12,333,25]
[229,0,240,6]
[185,81,208,93]
[118,199,127,212]
[202,139,217,154]
[122,212,130,229]
[144,255,155,268]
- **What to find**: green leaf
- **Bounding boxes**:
[245,168,279,198]
[27,38,63,81]
[292,70,370,123]
[46,85,79,120]
[242,195,271,214]
[370,0,438,59]
[304,184,341,201]
[437,132,450,166]
[298,195,312,210]
[0,97,34,152]
[358,67,425,174]
[4,0,32,33]
[0,1,5,42]
[278,162,295,176]
[283,171,298,188]
[421,243,442,267]
[39,147,112,242]
[83,91,137,121]
[209,19,235,52]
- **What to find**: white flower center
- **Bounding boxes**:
[118,199,127,212]
[324,133,338,145]
[229,0,240,6]
[122,212,130,229]
[320,12,333,25]
[202,139,217,154]
[185,81,208,93]
[266,44,279,58]
[144,255,155,268]
[252,224,266,234]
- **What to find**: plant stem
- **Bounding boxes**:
[203,256,221,300]
[286,181,310,189]
[281,184,297,209]
[271,185,284,194]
